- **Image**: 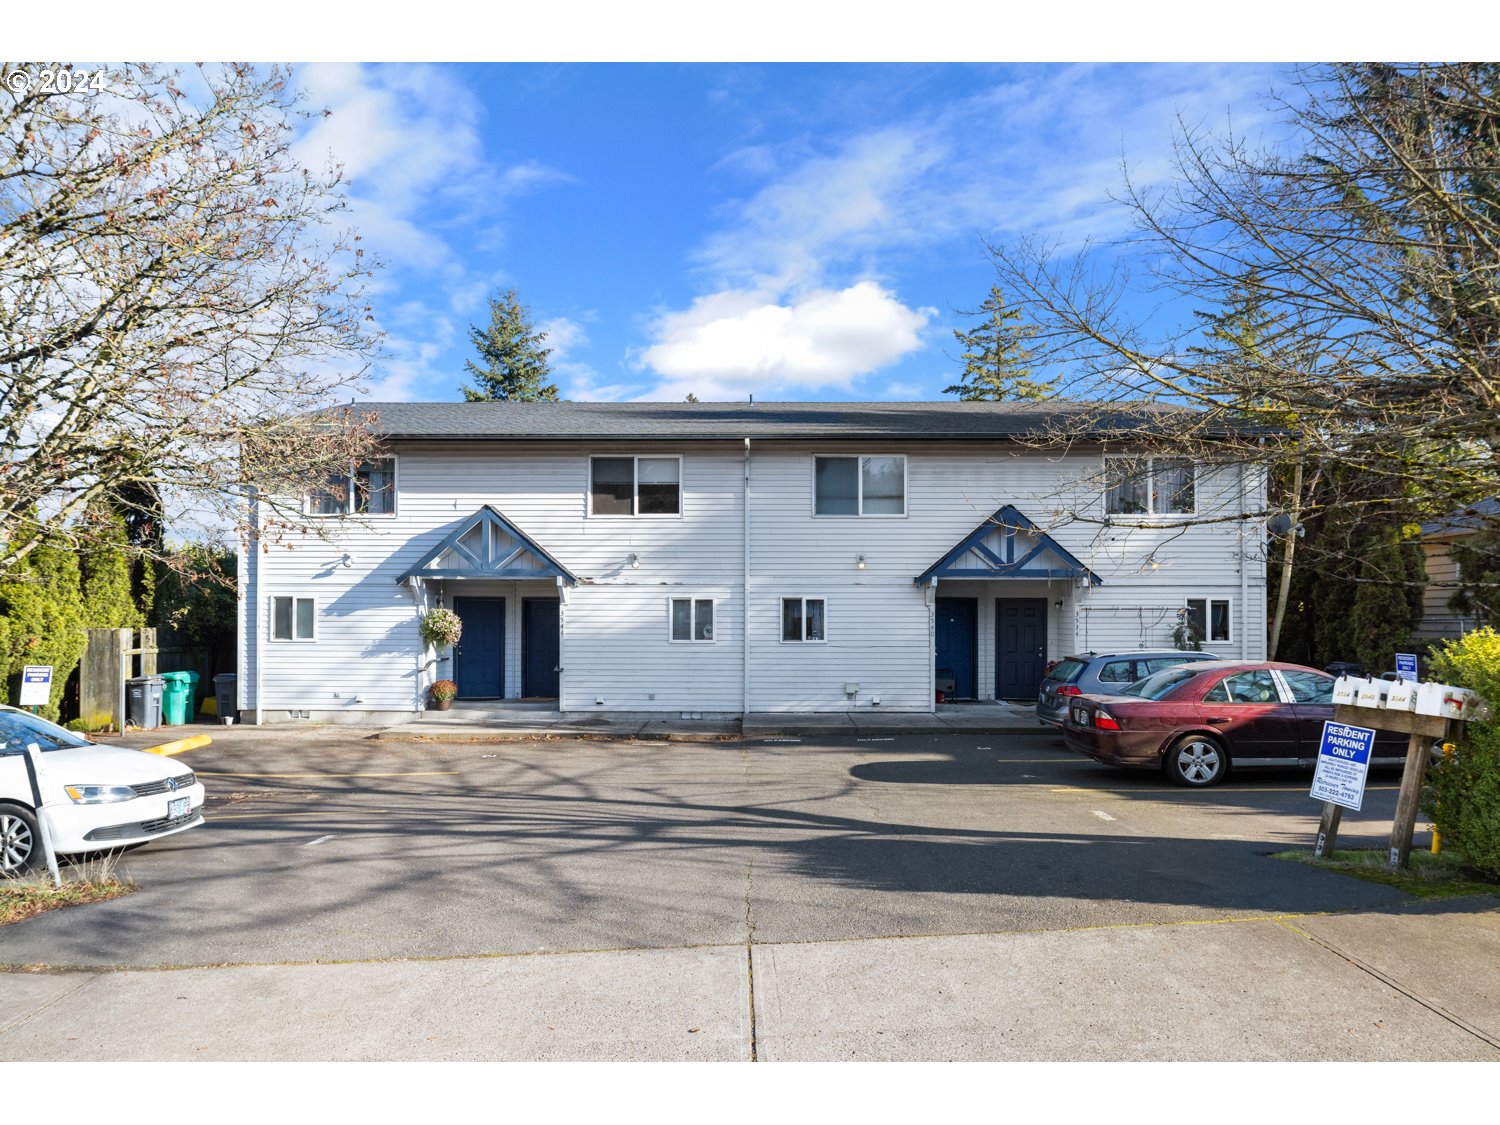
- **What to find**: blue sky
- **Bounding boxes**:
[289,63,1293,404]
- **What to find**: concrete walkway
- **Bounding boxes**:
[373,701,1046,741]
[5,899,1497,1060]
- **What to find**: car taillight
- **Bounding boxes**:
[1094,709,1122,730]
[1055,685,1082,696]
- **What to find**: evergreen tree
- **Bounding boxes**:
[79,504,141,629]
[460,289,560,403]
[0,524,89,720]
[944,286,1056,401]
[1346,523,1427,673]
[1447,525,1500,626]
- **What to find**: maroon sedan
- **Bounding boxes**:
[1062,661,1407,787]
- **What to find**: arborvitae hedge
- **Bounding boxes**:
[1424,628,1500,881]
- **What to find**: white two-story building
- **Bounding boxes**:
[236,401,1267,723]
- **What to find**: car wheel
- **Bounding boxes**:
[1166,735,1227,787]
[0,804,41,875]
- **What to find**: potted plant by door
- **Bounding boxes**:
[429,679,458,712]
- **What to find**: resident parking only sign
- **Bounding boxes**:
[19,665,52,707]
[1310,720,1376,811]
[1395,653,1419,682]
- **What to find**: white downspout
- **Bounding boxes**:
[1239,464,1250,660]
[251,485,263,727]
[742,437,752,719]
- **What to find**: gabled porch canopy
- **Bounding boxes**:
[916,504,1101,586]
[396,505,577,585]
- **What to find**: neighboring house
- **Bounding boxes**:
[236,402,1268,722]
[1414,497,1499,643]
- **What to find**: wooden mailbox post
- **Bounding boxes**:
[1314,703,1457,870]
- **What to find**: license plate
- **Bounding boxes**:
[168,796,191,820]
[1072,704,1088,724]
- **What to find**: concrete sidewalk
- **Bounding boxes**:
[4,897,1496,1060]
[371,701,1048,741]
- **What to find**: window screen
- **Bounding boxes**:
[636,457,680,515]
[860,457,905,515]
[355,458,396,514]
[590,457,634,515]
[814,457,859,515]
[1105,460,1150,514]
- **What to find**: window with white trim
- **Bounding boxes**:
[1105,457,1195,516]
[1185,597,1231,643]
[308,457,397,517]
[590,455,681,516]
[669,597,715,642]
[781,597,826,642]
[270,596,316,641]
[814,455,906,516]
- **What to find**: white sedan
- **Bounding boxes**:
[1,705,206,875]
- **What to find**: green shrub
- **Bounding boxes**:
[1423,628,1500,879]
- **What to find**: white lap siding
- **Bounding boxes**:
[243,437,1266,718]
[560,585,741,712]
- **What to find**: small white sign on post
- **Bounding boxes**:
[19,665,52,707]
[1310,720,1376,811]
[1395,653,1418,683]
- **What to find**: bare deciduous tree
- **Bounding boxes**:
[0,61,383,576]
[989,63,1500,525]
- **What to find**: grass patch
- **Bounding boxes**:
[1273,847,1500,899]
[2,855,137,926]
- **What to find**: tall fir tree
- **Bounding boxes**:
[79,504,141,630]
[945,285,1055,401]
[461,289,560,403]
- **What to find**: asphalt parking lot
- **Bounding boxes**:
[3,727,1498,1060]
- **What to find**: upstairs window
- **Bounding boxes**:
[1105,457,1195,516]
[814,455,906,516]
[590,456,681,516]
[309,457,396,517]
[669,598,715,642]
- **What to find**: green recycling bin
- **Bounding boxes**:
[159,671,198,726]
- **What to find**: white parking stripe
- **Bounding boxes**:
[1092,810,1117,822]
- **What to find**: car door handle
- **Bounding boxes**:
[1205,717,1229,725]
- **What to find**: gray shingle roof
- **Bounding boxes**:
[1420,497,1500,537]
[355,400,1196,442]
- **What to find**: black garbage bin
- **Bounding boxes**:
[213,673,238,725]
[126,676,165,729]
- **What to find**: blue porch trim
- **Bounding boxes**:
[396,505,578,585]
[915,504,1101,586]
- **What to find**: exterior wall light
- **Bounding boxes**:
[629,553,640,569]
[855,554,866,569]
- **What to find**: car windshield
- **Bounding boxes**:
[0,710,93,754]
[1119,668,1200,701]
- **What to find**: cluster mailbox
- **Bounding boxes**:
[1331,676,1489,722]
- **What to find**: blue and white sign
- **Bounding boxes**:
[1395,653,1419,683]
[19,665,52,707]
[1310,720,1376,811]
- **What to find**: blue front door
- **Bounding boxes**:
[996,597,1047,700]
[452,596,504,698]
[935,597,978,700]
[522,597,561,698]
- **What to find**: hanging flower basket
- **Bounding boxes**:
[420,607,463,649]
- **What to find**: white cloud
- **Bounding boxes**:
[636,64,1282,400]
[289,63,570,402]
[636,281,933,401]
